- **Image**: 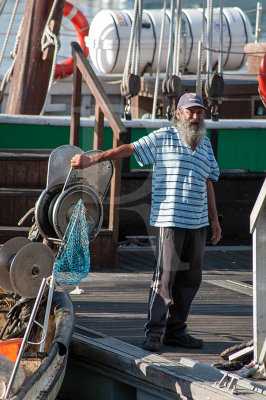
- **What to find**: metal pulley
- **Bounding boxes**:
[205,73,225,121]
[35,145,113,241]
[0,237,54,298]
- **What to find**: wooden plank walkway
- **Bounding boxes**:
[66,246,254,367]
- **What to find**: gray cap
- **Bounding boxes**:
[177,93,207,110]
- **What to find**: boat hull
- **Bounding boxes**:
[9,286,75,400]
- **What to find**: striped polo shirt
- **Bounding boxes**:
[132,126,220,229]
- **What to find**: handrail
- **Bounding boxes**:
[2,114,266,130]
[70,41,127,141]
[69,41,127,268]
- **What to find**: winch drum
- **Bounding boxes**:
[0,238,54,298]
[52,184,103,240]
[35,146,113,241]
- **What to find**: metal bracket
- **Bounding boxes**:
[214,372,239,393]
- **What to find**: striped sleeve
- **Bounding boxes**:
[132,132,157,167]
[206,138,220,181]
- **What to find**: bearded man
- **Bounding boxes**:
[71,92,221,352]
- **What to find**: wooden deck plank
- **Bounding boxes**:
[67,247,254,367]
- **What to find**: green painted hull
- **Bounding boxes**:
[1,118,266,172]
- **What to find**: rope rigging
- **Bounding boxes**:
[40,0,60,115]
[152,0,168,119]
[0,0,20,68]
[204,0,225,121]
[0,0,22,105]
[196,0,206,97]
[121,0,143,104]
[0,0,60,113]
[162,0,182,119]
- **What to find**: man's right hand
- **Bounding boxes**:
[71,154,94,169]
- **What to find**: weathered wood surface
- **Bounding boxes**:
[68,247,254,366]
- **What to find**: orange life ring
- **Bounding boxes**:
[258,53,266,105]
[54,2,89,79]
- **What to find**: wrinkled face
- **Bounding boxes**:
[176,106,204,131]
[173,106,206,148]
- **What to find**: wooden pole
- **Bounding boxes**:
[70,42,128,268]
[94,103,104,150]
[108,135,123,264]
[70,49,82,146]
[5,0,65,115]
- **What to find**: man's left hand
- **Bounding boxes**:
[210,219,222,245]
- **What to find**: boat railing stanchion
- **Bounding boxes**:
[39,275,55,352]
[3,278,48,400]
[255,2,262,44]
[250,179,266,363]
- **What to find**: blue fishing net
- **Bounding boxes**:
[54,199,90,285]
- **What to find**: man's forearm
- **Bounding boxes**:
[71,144,135,169]
[207,178,221,245]
[206,179,219,222]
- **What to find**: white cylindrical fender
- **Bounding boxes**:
[86,7,253,74]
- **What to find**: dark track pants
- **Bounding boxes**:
[145,226,207,338]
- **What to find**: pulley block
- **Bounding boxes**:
[121,73,141,98]
[205,73,224,99]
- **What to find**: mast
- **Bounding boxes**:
[5,0,65,115]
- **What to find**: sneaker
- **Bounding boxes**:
[163,333,203,348]
[142,335,161,351]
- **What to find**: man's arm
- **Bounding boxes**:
[71,144,135,169]
[206,179,221,245]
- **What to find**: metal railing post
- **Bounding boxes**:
[250,178,266,362]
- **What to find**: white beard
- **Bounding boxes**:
[173,113,206,148]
